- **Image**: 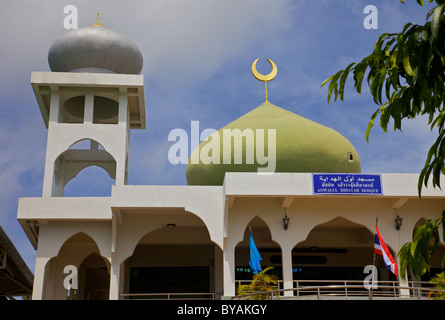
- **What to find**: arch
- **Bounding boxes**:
[234,216,282,280]
[69,139,94,150]
[56,232,104,260]
[294,216,375,251]
[229,209,278,252]
[67,138,107,151]
[63,165,115,197]
[78,252,110,300]
[119,211,223,297]
[291,216,397,285]
[42,232,107,299]
[117,210,220,264]
[53,138,117,197]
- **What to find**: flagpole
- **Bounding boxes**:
[371,216,378,300]
[373,217,378,268]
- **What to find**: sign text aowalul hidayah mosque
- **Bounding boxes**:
[313,173,383,195]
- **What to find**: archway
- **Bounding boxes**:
[122,213,222,299]
[234,217,282,284]
[43,232,109,300]
[63,165,115,197]
[53,139,116,197]
[292,217,397,287]
[78,252,110,300]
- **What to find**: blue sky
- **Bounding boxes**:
[0,1,438,273]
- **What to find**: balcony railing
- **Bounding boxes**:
[120,292,221,300]
[232,280,445,300]
[118,280,444,300]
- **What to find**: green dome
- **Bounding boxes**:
[186,102,361,185]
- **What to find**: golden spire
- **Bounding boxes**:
[92,12,104,27]
[251,58,277,102]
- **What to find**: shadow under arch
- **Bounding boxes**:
[78,252,110,300]
[291,216,397,285]
[43,232,109,300]
[120,210,223,298]
[53,138,116,197]
[234,216,282,281]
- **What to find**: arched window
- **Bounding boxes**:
[53,139,116,197]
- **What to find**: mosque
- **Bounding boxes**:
[16,17,445,300]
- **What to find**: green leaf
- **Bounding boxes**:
[442,210,445,247]
[353,62,368,94]
[403,49,417,76]
[365,108,382,142]
[320,75,333,88]
[431,3,445,40]
[327,70,343,103]
[339,63,355,101]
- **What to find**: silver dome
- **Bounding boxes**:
[48,25,143,74]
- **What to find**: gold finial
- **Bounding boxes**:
[251,58,277,102]
[92,12,104,27]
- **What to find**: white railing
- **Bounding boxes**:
[118,280,443,300]
[120,292,221,300]
[232,280,445,300]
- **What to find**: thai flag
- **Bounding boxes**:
[374,226,398,276]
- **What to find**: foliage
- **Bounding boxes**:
[321,0,445,281]
[236,267,279,300]
[398,210,445,280]
[428,271,445,299]
[321,0,445,196]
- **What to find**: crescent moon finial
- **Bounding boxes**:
[251,58,277,102]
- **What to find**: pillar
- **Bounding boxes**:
[223,238,236,297]
[109,260,121,300]
[281,245,294,297]
[32,256,50,300]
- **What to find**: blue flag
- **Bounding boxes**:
[249,233,262,274]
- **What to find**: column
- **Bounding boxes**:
[222,239,236,297]
[214,246,223,298]
[42,89,60,197]
[396,255,410,296]
[109,260,121,300]
[32,256,50,300]
[115,89,129,186]
[83,92,94,124]
[281,245,294,297]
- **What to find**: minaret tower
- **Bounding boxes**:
[32,16,146,197]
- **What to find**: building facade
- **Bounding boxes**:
[17,21,445,300]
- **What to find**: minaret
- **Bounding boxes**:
[32,16,146,197]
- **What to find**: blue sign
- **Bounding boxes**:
[312,173,382,195]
